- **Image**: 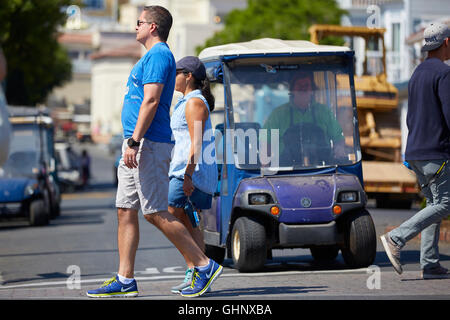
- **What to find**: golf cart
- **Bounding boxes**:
[198,38,377,272]
[0,107,61,226]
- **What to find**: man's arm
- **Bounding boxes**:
[124,83,164,168]
[439,71,450,131]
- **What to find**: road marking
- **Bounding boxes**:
[0,268,368,290]
[135,268,160,275]
[163,266,186,273]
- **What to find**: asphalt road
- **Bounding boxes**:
[0,143,449,302]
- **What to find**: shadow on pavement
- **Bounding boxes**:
[207,285,328,297]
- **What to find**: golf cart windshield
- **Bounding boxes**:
[225,55,360,171]
[0,124,41,178]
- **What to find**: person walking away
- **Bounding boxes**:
[168,56,218,294]
[86,6,222,298]
[80,149,90,187]
[380,22,450,279]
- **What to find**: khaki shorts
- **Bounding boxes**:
[115,139,173,215]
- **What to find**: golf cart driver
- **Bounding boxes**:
[263,71,346,166]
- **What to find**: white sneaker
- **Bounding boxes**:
[380,233,403,275]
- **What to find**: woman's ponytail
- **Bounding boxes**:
[201,78,215,112]
[195,78,215,112]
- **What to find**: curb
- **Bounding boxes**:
[384,220,450,243]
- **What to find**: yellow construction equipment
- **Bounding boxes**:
[309,24,419,208]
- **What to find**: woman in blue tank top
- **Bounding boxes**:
[168,56,218,293]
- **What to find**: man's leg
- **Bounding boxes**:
[86,208,139,297]
[420,221,441,270]
[382,160,450,275]
[117,208,140,278]
[145,211,209,269]
[389,160,450,247]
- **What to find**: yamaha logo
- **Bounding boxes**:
[301,197,311,208]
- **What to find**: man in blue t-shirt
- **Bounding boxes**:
[381,23,450,280]
[87,6,222,298]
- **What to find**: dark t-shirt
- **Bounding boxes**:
[405,58,450,160]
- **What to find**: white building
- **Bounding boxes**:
[337,0,450,157]
[90,34,141,141]
[121,0,247,60]
[337,0,450,83]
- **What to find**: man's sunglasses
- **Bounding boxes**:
[137,20,156,27]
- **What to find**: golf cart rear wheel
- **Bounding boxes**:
[341,209,376,268]
[231,216,266,272]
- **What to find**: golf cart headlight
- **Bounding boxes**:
[249,193,271,205]
[24,183,38,197]
[338,191,358,202]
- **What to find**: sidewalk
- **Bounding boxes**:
[1,267,449,300]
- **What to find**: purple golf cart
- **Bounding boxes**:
[198,39,377,272]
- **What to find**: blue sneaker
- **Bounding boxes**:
[180,260,223,297]
[86,275,138,298]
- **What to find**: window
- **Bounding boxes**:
[83,0,104,10]
[392,23,401,52]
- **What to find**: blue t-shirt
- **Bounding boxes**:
[121,42,176,143]
[405,58,450,160]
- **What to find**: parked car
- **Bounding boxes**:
[0,107,61,226]
[108,134,123,155]
[55,142,83,192]
[198,39,377,271]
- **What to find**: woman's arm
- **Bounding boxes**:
[183,97,209,195]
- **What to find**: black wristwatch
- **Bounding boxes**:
[127,137,140,148]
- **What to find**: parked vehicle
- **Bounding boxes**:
[108,134,123,155]
[0,107,61,226]
[0,87,11,166]
[55,142,83,192]
[198,38,377,272]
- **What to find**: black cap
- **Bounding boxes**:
[176,56,206,81]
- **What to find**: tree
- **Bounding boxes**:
[196,0,347,54]
[0,0,73,106]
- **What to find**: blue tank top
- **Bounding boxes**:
[169,90,218,195]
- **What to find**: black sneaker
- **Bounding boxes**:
[422,266,449,280]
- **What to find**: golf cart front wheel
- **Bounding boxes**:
[231,216,266,272]
[341,209,376,268]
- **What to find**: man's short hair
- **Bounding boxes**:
[143,6,173,42]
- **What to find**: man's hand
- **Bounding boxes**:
[124,146,139,169]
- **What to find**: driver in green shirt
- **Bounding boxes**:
[263,71,345,165]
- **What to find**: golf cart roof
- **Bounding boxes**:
[198,38,351,61]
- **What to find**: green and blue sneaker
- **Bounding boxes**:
[171,268,194,294]
[180,259,222,298]
[86,275,138,298]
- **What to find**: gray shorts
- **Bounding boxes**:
[115,139,173,215]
